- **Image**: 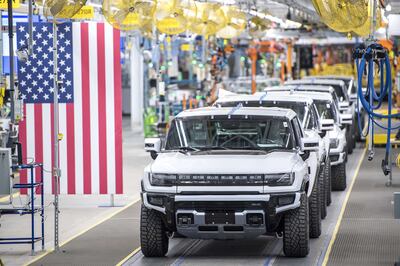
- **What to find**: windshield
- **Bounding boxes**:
[314,100,338,123]
[165,116,294,152]
[292,81,348,101]
[219,101,307,124]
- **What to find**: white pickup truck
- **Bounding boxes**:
[264,89,349,191]
[215,92,332,220]
[141,107,321,258]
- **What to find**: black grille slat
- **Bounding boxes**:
[177,174,264,186]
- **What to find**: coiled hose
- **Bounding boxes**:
[355,43,400,175]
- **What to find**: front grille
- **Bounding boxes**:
[177,174,264,186]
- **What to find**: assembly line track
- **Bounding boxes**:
[25,147,366,266]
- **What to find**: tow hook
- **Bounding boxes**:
[276,231,283,239]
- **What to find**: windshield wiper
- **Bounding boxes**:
[176,146,200,153]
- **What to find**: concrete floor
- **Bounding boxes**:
[0,119,151,266]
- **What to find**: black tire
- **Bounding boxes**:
[140,204,169,257]
[318,164,327,220]
[347,126,354,155]
[309,177,322,238]
[331,162,347,191]
[325,157,332,206]
[283,194,310,257]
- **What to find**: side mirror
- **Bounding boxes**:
[145,138,161,160]
[320,119,334,132]
[340,113,353,125]
[338,102,350,112]
[301,137,320,151]
[349,94,357,102]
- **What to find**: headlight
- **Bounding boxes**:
[264,173,294,186]
[329,138,339,149]
[150,173,177,186]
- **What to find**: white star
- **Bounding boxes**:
[21,94,26,100]
[57,95,60,99]
[42,53,48,60]
[26,74,32,80]
[49,60,54,66]
[65,80,72,86]
[27,87,32,93]
[32,80,37,86]
[65,67,71,73]
[60,87,66,93]
[48,33,53,39]
[47,46,52,53]
[66,93,72,100]
[32,54,37,59]
[42,26,47,32]
[43,67,49,73]
[32,26,36,32]
[32,94,38,100]
[59,46,65,53]
[60,73,66,79]
[49,74,54,80]
[65,40,71,46]
[37,60,43,66]
[32,67,37,73]
[24,33,29,39]
[59,60,65,66]
[32,40,36,46]
[64,26,70,32]
[43,94,49,100]
[26,60,31,66]
[36,33,42,39]
[65,53,71,59]
[19,26,25,32]
[20,80,26,86]
[38,74,43,80]
[49,88,54,93]
[43,80,49,86]
[43,39,48,46]
[19,40,25,46]
[20,67,26,73]
[38,87,43,93]
[57,40,59,45]
[59,33,64,39]
[37,47,42,53]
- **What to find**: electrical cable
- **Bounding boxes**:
[355,43,400,175]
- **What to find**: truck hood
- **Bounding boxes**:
[149,151,299,175]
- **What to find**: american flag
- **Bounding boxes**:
[17,22,123,195]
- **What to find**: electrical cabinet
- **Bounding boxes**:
[0,148,11,196]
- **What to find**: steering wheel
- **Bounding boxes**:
[220,135,258,148]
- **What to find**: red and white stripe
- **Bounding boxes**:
[19,22,123,195]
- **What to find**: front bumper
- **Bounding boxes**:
[142,192,302,239]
